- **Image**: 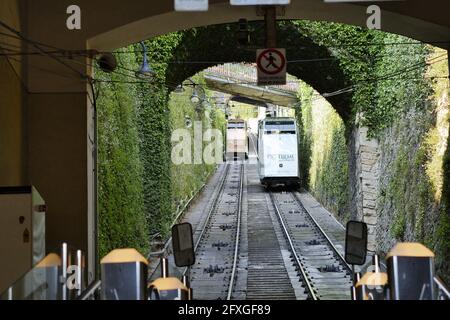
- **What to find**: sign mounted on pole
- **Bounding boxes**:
[231,0,290,5]
[175,0,208,11]
[256,48,287,86]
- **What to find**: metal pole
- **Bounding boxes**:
[264,6,277,48]
[161,258,169,278]
[182,273,192,300]
[182,275,189,287]
[76,250,83,297]
[351,265,356,300]
[61,243,68,300]
[373,254,380,273]
[351,272,361,300]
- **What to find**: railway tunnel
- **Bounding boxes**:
[0,0,449,300]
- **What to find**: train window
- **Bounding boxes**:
[228,123,245,129]
[264,121,296,134]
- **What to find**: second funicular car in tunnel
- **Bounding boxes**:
[226,119,249,160]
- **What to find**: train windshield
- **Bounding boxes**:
[228,122,245,129]
[264,121,296,134]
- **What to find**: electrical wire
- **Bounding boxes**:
[5,44,445,99]
[1,44,445,66]
[0,21,87,79]
[1,18,447,103]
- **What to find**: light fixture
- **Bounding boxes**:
[97,53,117,73]
[190,89,200,104]
[135,41,155,79]
[174,84,185,93]
[185,116,193,128]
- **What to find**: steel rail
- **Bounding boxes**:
[226,164,244,300]
[291,192,353,274]
[269,192,318,300]
[182,164,231,277]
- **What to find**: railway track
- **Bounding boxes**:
[187,163,243,300]
[246,187,297,300]
[270,191,353,300]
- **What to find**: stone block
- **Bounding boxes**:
[364,215,377,225]
[363,199,376,209]
[362,184,377,193]
[363,192,377,201]
[363,208,376,217]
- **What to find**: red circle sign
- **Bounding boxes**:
[257,48,286,75]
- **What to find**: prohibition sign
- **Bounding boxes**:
[257,48,286,75]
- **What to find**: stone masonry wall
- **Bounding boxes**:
[349,125,381,253]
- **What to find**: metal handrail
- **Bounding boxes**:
[77,280,101,300]
[434,276,450,300]
[146,170,217,281]
[147,183,207,259]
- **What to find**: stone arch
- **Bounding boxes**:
[163,22,352,121]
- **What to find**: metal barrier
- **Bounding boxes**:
[78,280,101,301]
[0,242,86,300]
[434,276,450,300]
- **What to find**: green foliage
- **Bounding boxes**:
[135,83,173,238]
[297,85,313,187]
[383,137,436,243]
[298,84,349,221]
[168,75,225,218]
[375,45,448,279]
[436,209,450,281]
[96,40,226,256]
[96,50,148,258]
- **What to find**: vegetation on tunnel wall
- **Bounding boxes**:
[375,45,449,281]
[297,83,350,222]
[292,22,448,278]
[96,49,148,258]
[96,39,226,257]
[169,74,226,224]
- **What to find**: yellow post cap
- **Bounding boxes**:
[149,277,188,291]
[356,272,388,288]
[386,242,435,260]
[101,248,148,265]
[36,253,62,268]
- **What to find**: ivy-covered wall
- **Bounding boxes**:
[96,44,225,258]
[169,76,226,225]
[296,23,449,279]
[298,84,349,222]
[96,50,148,258]
[376,44,449,280]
